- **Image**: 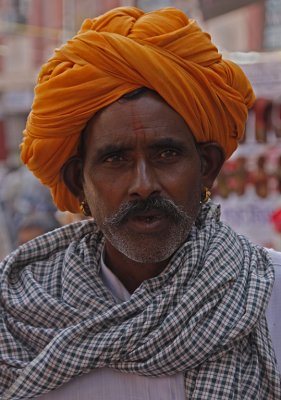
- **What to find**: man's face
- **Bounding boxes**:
[82,92,203,264]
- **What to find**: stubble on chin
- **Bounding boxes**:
[100,197,200,263]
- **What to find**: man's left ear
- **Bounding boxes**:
[197,142,225,188]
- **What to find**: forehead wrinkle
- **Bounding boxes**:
[87,92,195,150]
[95,105,173,138]
[127,101,185,137]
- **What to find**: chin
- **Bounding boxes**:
[107,231,189,264]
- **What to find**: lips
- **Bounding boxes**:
[126,210,168,233]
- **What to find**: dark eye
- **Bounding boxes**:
[159,149,179,159]
[103,153,125,163]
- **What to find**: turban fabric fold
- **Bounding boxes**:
[21,7,255,213]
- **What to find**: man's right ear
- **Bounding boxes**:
[61,156,84,200]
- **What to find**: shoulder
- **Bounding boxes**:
[266,248,281,266]
[265,248,281,295]
[265,248,281,371]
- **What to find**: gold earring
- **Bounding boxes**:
[202,187,211,203]
[79,200,91,216]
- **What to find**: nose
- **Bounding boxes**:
[128,159,161,199]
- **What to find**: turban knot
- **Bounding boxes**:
[20,7,255,213]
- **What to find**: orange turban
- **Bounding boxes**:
[21,7,255,213]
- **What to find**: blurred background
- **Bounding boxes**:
[0,0,281,259]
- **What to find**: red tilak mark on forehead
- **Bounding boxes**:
[132,118,145,136]
[129,100,147,136]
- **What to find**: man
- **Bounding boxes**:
[0,6,280,400]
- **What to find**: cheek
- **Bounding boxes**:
[163,164,202,198]
[83,178,119,221]
[83,179,100,216]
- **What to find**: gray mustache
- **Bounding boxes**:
[105,197,189,226]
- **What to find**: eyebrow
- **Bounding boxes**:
[148,138,186,150]
[95,144,132,160]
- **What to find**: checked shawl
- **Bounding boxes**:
[0,203,280,399]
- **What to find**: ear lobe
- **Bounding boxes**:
[61,156,84,200]
[197,142,225,188]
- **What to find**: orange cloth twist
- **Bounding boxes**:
[21,7,255,213]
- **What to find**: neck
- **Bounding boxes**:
[104,240,169,293]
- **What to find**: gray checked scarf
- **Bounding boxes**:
[0,202,280,399]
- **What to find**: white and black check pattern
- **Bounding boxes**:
[0,203,280,399]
